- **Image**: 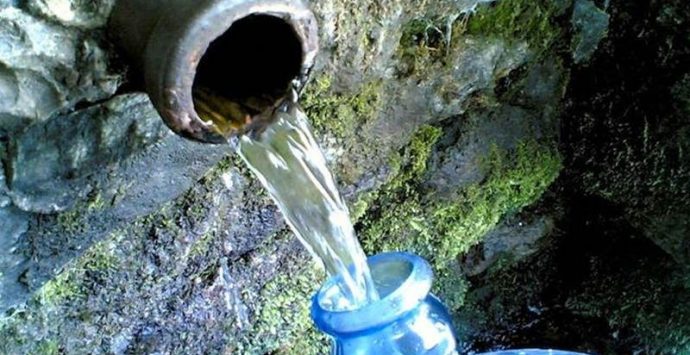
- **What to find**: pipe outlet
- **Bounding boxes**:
[109,0,319,143]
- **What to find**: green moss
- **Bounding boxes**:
[79,239,119,272]
[36,234,122,306]
[360,138,562,311]
[38,272,84,306]
[239,264,328,354]
[301,75,383,139]
[201,153,247,187]
[86,191,105,211]
[397,17,452,78]
[395,125,444,191]
[396,0,565,77]
[189,231,214,258]
[348,125,441,243]
[433,142,562,253]
[32,340,59,355]
[56,209,86,235]
[466,0,563,56]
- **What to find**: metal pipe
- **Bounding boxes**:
[109,0,319,143]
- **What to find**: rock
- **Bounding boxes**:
[0,7,120,135]
[0,207,30,312]
[0,142,9,208]
[8,94,167,213]
[0,0,572,351]
[0,0,17,8]
[458,196,690,354]
[570,0,609,64]
[426,59,566,198]
[27,0,115,29]
[3,0,687,353]
[564,0,690,264]
[4,98,231,301]
[460,215,553,276]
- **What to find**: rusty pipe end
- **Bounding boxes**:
[109,0,319,144]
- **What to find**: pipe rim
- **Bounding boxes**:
[145,0,319,143]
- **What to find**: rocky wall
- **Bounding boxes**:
[2,0,684,353]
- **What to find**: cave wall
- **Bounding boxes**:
[460,0,690,353]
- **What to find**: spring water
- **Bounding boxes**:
[196,91,379,309]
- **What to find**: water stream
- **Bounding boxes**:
[196,91,379,309]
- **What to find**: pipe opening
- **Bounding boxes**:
[193,14,304,135]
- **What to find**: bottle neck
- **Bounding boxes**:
[311,252,434,336]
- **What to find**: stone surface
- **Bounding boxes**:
[27,0,114,29]
[0,207,30,312]
[8,94,167,213]
[1,102,231,307]
[564,0,690,265]
[459,215,553,277]
[458,195,690,354]
[0,7,120,135]
[570,0,609,64]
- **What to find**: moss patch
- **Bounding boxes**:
[397,17,455,78]
[239,264,329,355]
[32,340,60,355]
[37,237,120,306]
[351,124,443,220]
[396,0,567,79]
[466,0,564,57]
[359,135,562,310]
[189,230,215,258]
[301,75,383,139]
[56,209,87,235]
[38,271,85,307]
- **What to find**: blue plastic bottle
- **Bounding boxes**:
[478,350,588,355]
[310,252,591,355]
[311,252,458,354]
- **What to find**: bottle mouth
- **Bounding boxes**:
[311,252,434,336]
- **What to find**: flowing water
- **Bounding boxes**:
[195,90,379,309]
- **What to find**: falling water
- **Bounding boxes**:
[195,90,379,309]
